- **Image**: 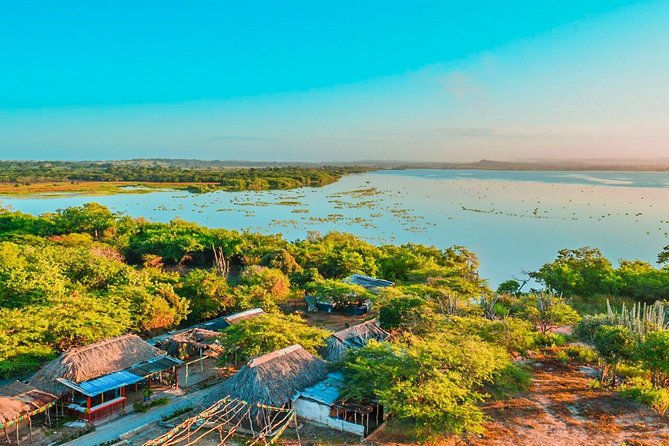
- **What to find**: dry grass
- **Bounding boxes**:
[0,181,212,196]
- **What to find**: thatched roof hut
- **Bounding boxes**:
[0,381,57,428]
[159,328,223,359]
[324,320,389,362]
[204,345,327,409]
[29,334,167,396]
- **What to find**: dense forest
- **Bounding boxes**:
[1,203,669,441]
[0,161,372,192]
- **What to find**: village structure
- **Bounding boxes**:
[0,277,393,445]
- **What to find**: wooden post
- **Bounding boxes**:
[200,349,204,372]
[185,362,189,388]
[16,419,19,445]
[28,416,32,444]
[3,427,10,445]
[87,397,91,423]
[173,366,178,389]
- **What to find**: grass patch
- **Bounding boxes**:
[487,363,532,400]
[133,397,170,413]
[619,377,669,416]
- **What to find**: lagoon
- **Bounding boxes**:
[2,169,668,286]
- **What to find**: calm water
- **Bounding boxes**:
[2,169,669,286]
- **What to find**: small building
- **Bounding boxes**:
[0,381,57,444]
[293,372,384,437]
[204,344,327,421]
[159,328,223,360]
[30,334,181,423]
[323,320,390,362]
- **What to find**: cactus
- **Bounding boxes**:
[607,300,668,337]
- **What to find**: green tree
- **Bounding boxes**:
[514,292,580,334]
[530,247,618,297]
[341,332,510,440]
[593,325,635,386]
[52,203,118,238]
[637,331,669,387]
[238,266,291,302]
[178,269,231,322]
[218,313,329,364]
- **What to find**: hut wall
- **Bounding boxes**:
[293,399,364,436]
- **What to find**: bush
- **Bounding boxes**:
[564,345,598,363]
[486,363,532,399]
[573,314,611,344]
[619,377,669,416]
[133,397,170,413]
[534,332,567,348]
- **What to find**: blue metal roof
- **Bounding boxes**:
[346,274,394,290]
[296,372,344,406]
[57,370,144,397]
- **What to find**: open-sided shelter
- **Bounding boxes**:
[30,334,181,422]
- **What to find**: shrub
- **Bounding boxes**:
[564,345,598,363]
[573,314,612,344]
[619,377,669,416]
[534,332,567,348]
[487,363,532,399]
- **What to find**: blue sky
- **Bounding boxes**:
[1,1,668,161]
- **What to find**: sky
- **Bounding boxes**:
[0,0,668,162]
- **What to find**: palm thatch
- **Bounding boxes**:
[0,381,57,427]
[204,345,327,409]
[324,320,389,362]
[159,328,223,359]
[0,398,28,426]
[30,334,166,396]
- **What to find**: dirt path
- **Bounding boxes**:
[460,360,669,446]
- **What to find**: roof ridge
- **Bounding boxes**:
[247,344,303,368]
[62,334,139,357]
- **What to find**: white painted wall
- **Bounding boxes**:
[294,398,365,436]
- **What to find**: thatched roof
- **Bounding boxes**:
[324,320,389,362]
[204,345,327,409]
[0,381,57,426]
[30,334,166,396]
[160,328,223,359]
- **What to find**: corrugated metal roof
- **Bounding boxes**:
[224,308,265,325]
[57,370,143,397]
[295,372,344,406]
[126,355,182,377]
[346,274,394,290]
[0,381,58,408]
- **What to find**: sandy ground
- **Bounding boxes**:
[458,359,669,446]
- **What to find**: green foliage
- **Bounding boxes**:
[593,325,635,385]
[178,269,231,322]
[218,313,329,363]
[636,330,669,387]
[563,345,599,363]
[133,397,170,413]
[532,247,669,302]
[530,247,618,297]
[448,316,535,354]
[377,294,431,332]
[305,278,372,305]
[533,332,568,348]
[512,292,580,334]
[340,332,511,440]
[486,363,532,400]
[496,279,523,296]
[573,314,612,344]
[618,377,669,416]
